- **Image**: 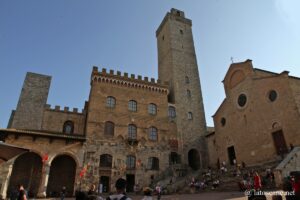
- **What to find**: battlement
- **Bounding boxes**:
[44,104,85,115]
[92,66,169,86]
[91,66,169,94]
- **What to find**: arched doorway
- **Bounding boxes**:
[46,155,76,197]
[188,149,200,170]
[8,152,43,197]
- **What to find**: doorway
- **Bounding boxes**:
[126,174,135,192]
[47,155,76,197]
[227,146,236,165]
[272,130,288,155]
[100,176,110,193]
[188,149,200,170]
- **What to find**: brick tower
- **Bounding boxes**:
[156,9,207,169]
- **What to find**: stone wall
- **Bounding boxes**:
[42,107,86,135]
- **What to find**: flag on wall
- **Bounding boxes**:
[79,165,87,178]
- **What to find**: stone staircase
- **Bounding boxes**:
[149,159,282,195]
[274,147,300,187]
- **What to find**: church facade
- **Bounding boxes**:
[206,60,300,168]
[0,9,207,199]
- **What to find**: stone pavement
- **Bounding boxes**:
[37,190,294,200]
[37,191,285,200]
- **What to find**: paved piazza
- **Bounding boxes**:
[46,192,287,200]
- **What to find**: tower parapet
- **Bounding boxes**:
[44,104,85,115]
[91,67,169,94]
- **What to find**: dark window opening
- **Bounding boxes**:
[63,121,74,134]
[149,127,158,141]
[128,124,137,140]
[188,112,193,120]
[221,118,226,127]
[269,90,277,102]
[100,154,112,168]
[238,94,247,107]
[106,96,116,108]
[148,103,157,115]
[148,157,159,170]
[185,76,190,84]
[169,152,181,164]
[168,106,176,118]
[187,90,191,98]
[126,155,136,169]
[104,121,114,136]
[128,100,137,112]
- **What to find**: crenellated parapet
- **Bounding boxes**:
[91,66,169,94]
[44,104,86,115]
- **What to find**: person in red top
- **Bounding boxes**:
[253,171,262,190]
[291,176,300,198]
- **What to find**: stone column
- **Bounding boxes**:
[0,163,13,200]
[37,163,50,198]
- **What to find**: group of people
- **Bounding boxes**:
[188,173,221,192]
[74,179,162,200]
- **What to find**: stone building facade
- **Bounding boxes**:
[0,8,207,199]
[207,59,300,167]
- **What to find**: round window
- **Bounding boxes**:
[221,117,226,126]
[238,94,247,107]
[268,90,277,102]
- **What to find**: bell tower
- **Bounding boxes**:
[156,9,207,168]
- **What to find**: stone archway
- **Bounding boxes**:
[8,152,43,198]
[188,149,200,170]
[46,155,76,197]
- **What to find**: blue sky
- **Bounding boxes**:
[0,0,300,127]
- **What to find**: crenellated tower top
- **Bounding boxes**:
[91,66,169,94]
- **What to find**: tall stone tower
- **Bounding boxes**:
[156,9,207,168]
[9,72,51,130]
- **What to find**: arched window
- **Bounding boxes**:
[100,154,112,168]
[126,155,136,169]
[128,124,137,140]
[168,106,176,118]
[185,76,190,84]
[63,121,74,134]
[106,96,116,108]
[149,127,158,141]
[128,100,137,112]
[148,103,157,115]
[148,157,159,170]
[187,89,191,98]
[188,112,193,120]
[104,121,114,136]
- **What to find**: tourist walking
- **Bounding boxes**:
[253,172,262,190]
[17,185,27,200]
[155,183,161,200]
[106,178,132,200]
[61,186,66,200]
